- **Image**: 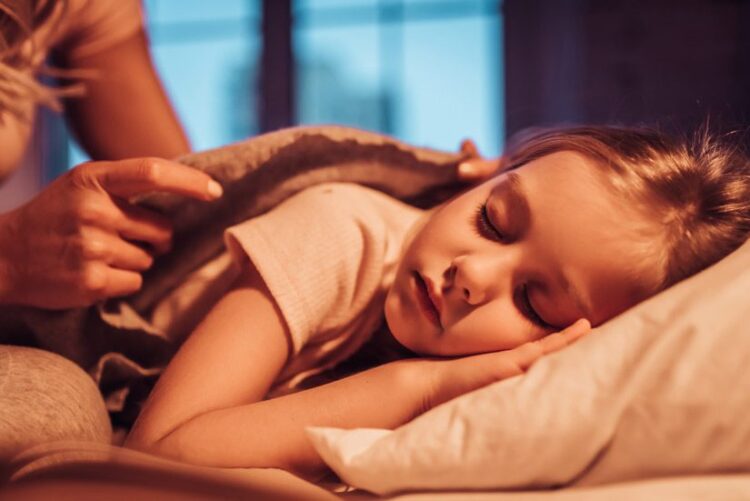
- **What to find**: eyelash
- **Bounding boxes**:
[474,203,552,330]
[518,284,554,330]
[474,202,505,241]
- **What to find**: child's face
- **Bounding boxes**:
[384,151,653,356]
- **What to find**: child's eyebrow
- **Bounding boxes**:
[490,172,531,235]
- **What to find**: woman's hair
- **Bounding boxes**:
[501,124,750,293]
[0,0,69,118]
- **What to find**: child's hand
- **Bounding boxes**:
[419,318,591,414]
[457,138,503,182]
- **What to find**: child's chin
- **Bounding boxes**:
[383,309,404,344]
[382,310,416,353]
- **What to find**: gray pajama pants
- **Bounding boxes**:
[0,345,112,470]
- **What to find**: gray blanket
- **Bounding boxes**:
[0,125,469,424]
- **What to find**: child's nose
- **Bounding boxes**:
[447,253,509,305]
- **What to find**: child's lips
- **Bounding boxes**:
[413,272,443,328]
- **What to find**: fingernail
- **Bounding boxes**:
[458,162,476,178]
[208,180,223,198]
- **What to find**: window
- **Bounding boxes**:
[68,0,262,167]
[294,0,503,156]
[67,0,503,167]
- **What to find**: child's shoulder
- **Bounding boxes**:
[298,182,392,200]
[293,182,422,217]
[264,182,423,248]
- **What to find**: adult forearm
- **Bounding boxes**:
[60,31,190,160]
[136,361,432,475]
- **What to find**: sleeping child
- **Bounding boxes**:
[125,125,750,477]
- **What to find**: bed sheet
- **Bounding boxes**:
[6,441,750,500]
[5,441,337,500]
[341,475,750,500]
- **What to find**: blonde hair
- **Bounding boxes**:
[0,0,78,120]
[502,124,750,292]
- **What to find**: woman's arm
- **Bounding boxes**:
[56,29,190,160]
[0,13,212,307]
[126,258,590,476]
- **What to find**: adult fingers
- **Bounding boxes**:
[459,138,480,157]
[69,227,154,271]
[64,194,174,255]
[102,234,155,271]
[115,200,174,255]
[101,267,144,299]
[78,262,143,303]
[457,157,502,182]
[87,158,223,201]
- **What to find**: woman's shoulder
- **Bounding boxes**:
[50,0,144,59]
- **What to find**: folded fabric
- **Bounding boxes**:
[0,125,468,423]
[308,239,750,495]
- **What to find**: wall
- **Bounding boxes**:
[504,0,750,139]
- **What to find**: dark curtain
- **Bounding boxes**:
[503,0,750,139]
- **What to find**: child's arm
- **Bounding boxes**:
[126,264,292,453]
[127,261,435,472]
[127,260,589,476]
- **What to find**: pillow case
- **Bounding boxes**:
[308,239,750,495]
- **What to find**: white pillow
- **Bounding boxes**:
[308,239,750,495]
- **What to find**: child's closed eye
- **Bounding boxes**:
[473,203,555,331]
[474,202,506,242]
[515,284,555,331]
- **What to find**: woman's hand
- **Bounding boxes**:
[417,318,591,414]
[456,138,503,182]
[0,158,222,309]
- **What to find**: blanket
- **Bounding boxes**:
[0,125,469,424]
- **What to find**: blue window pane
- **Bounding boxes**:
[296,24,388,131]
[402,16,502,156]
[69,1,261,168]
[143,0,260,25]
[296,0,377,10]
[140,1,261,151]
[294,1,503,157]
[403,0,491,15]
[149,37,260,151]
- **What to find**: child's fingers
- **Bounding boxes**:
[538,318,591,355]
[564,318,592,341]
[456,318,592,386]
[504,319,591,373]
[506,342,546,372]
